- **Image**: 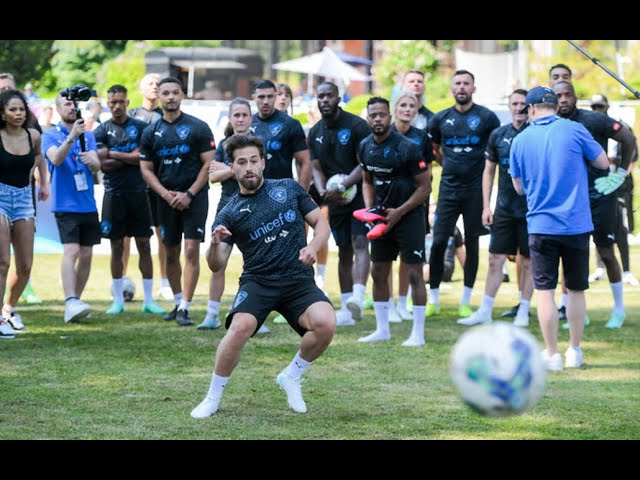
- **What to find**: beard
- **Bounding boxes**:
[238,173,263,191]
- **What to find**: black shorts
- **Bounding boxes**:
[158,190,208,246]
[528,233,590,291]
[309,183,324,207]
[101,191,153,239]
[489,212,529,257]
[225,277,332,337]
[55,211,102,246]
[433,188,488,239]
[330,210,368,249]
[591,194,618,247]
[371,207,426,264]
[147,190,160,227]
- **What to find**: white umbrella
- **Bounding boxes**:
[273,47,370,94]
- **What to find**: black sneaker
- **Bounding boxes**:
[558,305,567,320]
[500,304,520,318]
[176,308,194,327]
[163,306,178,321]
[503,273,510,283]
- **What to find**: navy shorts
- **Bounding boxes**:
[591,194,618,247]
[101,191,153,239]
[433,188,489,239]
[55,212,101,246]
[489,212,529,257]
[225,277,332,337]
[528,233,590,291]
[330,210,368,249]
[157,189,208,246]
[371,207,426,264]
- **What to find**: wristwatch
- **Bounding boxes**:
[65,137,73,145]
[186,190,195,200]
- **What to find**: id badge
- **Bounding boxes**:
[74,171,88,191]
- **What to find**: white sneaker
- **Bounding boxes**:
[276,372,307,413]
[541,349,563,372]
[622,271,639,286]
[357,330,391,343]
[513,312,529,328]
[190,394,222,419]
[0,320,15,339]
[456,309,492,326]
[345,295,363,321]
[388,307,402,323]
[396,305,413,321]
[157,285,174,301]
[314,274,325,291]
[335,310,355,326]
[3,310,25,332]
[588,267,604,282]
[257,324,271,334]
[64,300,91,323]
[565,346,584,368]
[401,335,425,347]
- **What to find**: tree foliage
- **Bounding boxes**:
[0,40,55,88]
[50,41,111,93]
[147,40,222,48]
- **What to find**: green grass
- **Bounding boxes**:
[1,249,639,439]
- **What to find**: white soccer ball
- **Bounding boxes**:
[449,321,547,417]
[122,276,136,302]
[326,173,357,204]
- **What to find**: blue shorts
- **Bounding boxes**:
[0,183,35,226]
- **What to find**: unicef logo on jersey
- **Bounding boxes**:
[100,220,112,237]
[269,186,287,203]
[179,144,191,154]
[176,125,191,140]
[284,209,296,223]
[269,140,282,151]
[126,125,139,139]
[383,146,391,158]
[469,135,480,145]
[467,114,481,131]
[338,129,351,145]
[233,290,248,308]
[270,122,284,137]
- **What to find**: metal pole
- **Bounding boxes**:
[567,40,640,99]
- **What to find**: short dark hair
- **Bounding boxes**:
[0,89,34,129]
[454,69,475,82]
[107,84,127,95]
[549,63,572,76]
[158,76,182,88]
[254,79,276,91]
[367,96,390,110]
[317,81,339,95]
[511,88,528,98]
[224,133,265,162]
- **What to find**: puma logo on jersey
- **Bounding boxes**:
[413,249,423,257]
[154,131,163,138]
[445,119,455,126]
[249,126,256,133]
[315,136,323,144]
[107,130,117,138]
[239,207,252,213]
[502,137,512,145]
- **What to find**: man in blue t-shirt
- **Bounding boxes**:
[42,91,102,324]
[509,86,609,372]
[190,134,335,419]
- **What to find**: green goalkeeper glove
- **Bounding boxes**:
[594,169,627,196]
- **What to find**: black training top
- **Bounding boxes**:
[213,136,239,202]
[428,103,500,193]
[358,130,428,209]
[139,112,215,191]
[0,127,35,188]
[250,110,307,180]
[214,178,318,282]
[485,122,528,218]
[414,105,435,131]
[94,117,148,193]
[128,106,163,125]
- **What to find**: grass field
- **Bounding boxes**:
[0,248,638,440]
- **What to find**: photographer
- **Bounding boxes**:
[42,87,101,324]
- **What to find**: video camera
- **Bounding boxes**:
[60,84,96,102]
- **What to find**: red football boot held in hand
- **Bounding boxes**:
[353,207,388,239]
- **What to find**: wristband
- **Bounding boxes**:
[186,190,195,200]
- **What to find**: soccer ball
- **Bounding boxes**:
[326,173,357,203]
[122,276,136,302]
[449,321,547,417]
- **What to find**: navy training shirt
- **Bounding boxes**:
[214,136,239,203]
[214,178,318,282]
[128,106,163,125]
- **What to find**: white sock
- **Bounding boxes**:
[410,305,425,340]
[340,292,352,312]
[517,299,530,317]
[373,301,390,336]
[430,288,440,305]
[353,283,366,300]
[112,278,124,304]
[560,293,568,308]
[174,292,182,307]
[461,286,473,306]
[610,281,624,314]
[479,294,495,314]
[206,373,229,400]
[179,299,191,311]
[284,352,311,379]
[387,298,395,311]
[518,290,523,302]
[142,278,154,304]
[503,263,509,275]
[397,295,407,310]
[2,304,13,318]
[315,264,326,279]
[207,300,220,315]
[160,277,170,288]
